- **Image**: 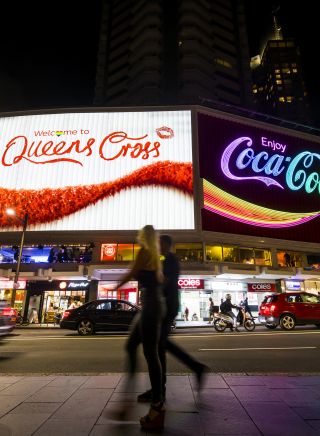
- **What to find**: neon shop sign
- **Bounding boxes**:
[221,136,320,194]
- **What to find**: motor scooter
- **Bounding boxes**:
[213,307,255,332]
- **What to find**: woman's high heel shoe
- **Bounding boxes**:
[140,401,165,429]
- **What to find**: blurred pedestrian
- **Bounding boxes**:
[184,306,189,321]
[113,225,165,430]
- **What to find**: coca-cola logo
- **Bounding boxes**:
[1,126,174,167]
[178,278,204,289]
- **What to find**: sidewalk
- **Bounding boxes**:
[0,373,320,435]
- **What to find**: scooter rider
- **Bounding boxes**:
[221,294,239,332]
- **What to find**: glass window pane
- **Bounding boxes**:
[175,243,203,262]
[205,245,222,261]
[117,244,133,261]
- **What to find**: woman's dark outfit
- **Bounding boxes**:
[126,269,164,403]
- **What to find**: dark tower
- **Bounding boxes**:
[94,0,253,108]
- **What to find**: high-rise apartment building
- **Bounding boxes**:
[94,0,253,108]
[251,17,312,125]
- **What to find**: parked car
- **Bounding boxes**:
[60,299,139,335]
[0,301,16,337]
[259,292,320,330]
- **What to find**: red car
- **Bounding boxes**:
[259,292,320,330]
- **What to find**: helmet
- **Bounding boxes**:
[225,294,232,299]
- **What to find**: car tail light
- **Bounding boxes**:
[270,305,276,313]
[62,311,71,318]
[2,307,16,317]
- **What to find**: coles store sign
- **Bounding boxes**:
[178,278,204,289]
[248,283,276,292]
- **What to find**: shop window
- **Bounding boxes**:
[254,249,272,266]
[222,246,238,262]
[205,245,222,262]
[117,244,134,261]
[133,244,141,259]
[239,248,254,264]
[175,243,203,262]
[277,251,303,268]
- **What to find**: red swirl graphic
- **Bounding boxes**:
[0,161,192,228]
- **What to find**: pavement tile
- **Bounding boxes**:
[189,374,228,389]
[0,396,27,417]
[110,392,138,402]
[242,401,318,435]
[198,390,260,435]
[307,420,320,431]
[293,405,320,420]
[223,376,265,386]
[271,388,320,406]
[24,385,79,403]
[0,411,52,436]
[50,388,113,420]
[260,375,304,388]
[97,401,148,425]
[90,423,146,435]
[0,376,23,384]
[47,375,87,387]
[9,402,60,414]
[231,385,281,402]
[0,423,10,436]
[33,417,97,436]
[81,374,121,389]
[162,411,204,436]
[115,373,151,393]
[289,377,320,386]
[0,379,52,397]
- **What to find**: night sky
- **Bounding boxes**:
[1,1,318,124]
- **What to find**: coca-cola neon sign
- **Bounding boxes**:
[221,136,320,194]
[203,135,320,228]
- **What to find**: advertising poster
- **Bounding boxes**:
[0,110,194,231]
[198,112,320,242]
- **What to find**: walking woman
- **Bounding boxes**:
[114,225,165,429]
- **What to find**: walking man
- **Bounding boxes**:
[137,234,208,402]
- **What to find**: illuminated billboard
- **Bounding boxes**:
[198,112,320,242]
[0,110,194,231]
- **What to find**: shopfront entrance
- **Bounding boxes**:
[25,280,90,324]
[0,280,26,312]
[97,281,138,305]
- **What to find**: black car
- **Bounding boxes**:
[60,299,139,335]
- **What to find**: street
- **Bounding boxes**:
[1,326,319,374]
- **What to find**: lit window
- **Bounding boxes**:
[275,74,281,79]
[276,80,282,85]
[253,89,257,94]
[292,68,298,73]
[275,69,280,73]
[279,96,285,102]
[286,96,293,103]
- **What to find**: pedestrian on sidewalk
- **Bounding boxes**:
[208,297,214,324]
[113,225,165,430]
[137,234,208,403]
[184,306,189,321]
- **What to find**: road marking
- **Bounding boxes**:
[199,346,317,351]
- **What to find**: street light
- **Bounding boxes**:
[6,208,29,307]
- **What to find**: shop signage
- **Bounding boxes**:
[211,281,243,291]
[101,243,117,261]
[0,110,194,231]
[198,112,320,243]
[0,280,26,289]
[248,283,276,292]
[178,278,204,289]
[59,281,90,289]
[285,281,302,290]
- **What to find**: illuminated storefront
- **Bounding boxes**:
[0,106,318,326]
[0,280,26,312]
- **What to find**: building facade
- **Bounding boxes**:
[251,38,312,125]
[94,0,253,108]
[0,106,319,324]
